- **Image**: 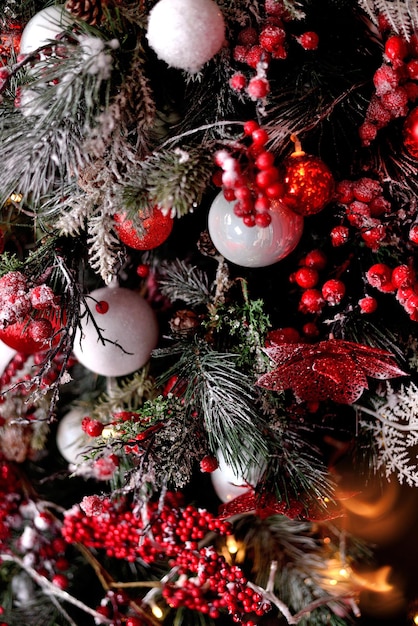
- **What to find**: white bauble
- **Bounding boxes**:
[56,407,91,464]
[210,449,267,503]
[20,6,73,55]
[0,340,17,376]
[73,286,158,377]
[146,0,225,73]
[208,193,304,268]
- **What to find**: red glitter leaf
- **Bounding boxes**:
[218,489,343,522]
[257,338,406,404]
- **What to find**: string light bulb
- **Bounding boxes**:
[151,601,164,620]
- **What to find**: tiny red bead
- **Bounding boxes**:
[243,120,259,135]
[95,300,109,314]
[251,128,269,146]
[254,212,271,228]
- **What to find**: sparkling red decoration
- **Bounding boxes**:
[403,107,418,159]
[0,21,22,61]
[281,151,334,216]
[257,339,406,404]
[113,206,174,250]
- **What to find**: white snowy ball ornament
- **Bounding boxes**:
[146,0,226,73]
[211,449,267,503]
[20,6,73,55]
[73,286,159,377]
[208,192,304,268]
[56,407,91,464]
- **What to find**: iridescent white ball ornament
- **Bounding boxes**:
[56,407,91,464]
[73,286,158,377]
[146,0,225,73]
[210,449,267,503]
[208,192,304,268]
[19,6,73,55]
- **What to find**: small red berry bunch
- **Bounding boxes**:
[359,29,418,146]
[366,262,418,321]
[230,3,319,102]
[290,249,347,319]
[162,545,271,623]
[334,177,391,251]
[214,121,283,228]
[0,270,59,339]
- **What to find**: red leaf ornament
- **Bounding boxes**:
[257,338,406,404]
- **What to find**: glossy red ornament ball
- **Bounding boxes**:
[281,153,334,216]
[403,107,418,159]
[114,206,174,250]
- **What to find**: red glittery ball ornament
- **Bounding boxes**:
[0,309,64,354]
[114,206,174,250]
[281,140,334,216]
[403,107,418,159]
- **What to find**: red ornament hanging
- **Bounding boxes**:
[280,136,335,216]
[403,107,418,159]
[0,309,64,354]
[113,206,174,250]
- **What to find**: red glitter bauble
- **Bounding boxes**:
[281,153,335,216]
[114,207,174,250]
[403,107,418,159]
[0,310,64,354]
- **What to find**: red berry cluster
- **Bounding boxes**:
[162,545,271,623]
[62,494,231,564]
[366,262,418,321]
[0,271,59,340]
[334,177,391,251]
[289,249,346,320]
[230,4,319,101]
[214,121,284,228]
[0,456,70,589]
[359,31,418,146]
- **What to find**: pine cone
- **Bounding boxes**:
[169,309,201,335]
[65,0,102,25]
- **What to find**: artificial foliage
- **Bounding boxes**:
[1,1,418,625]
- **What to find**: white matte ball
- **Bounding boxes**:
[20,6,73,55]
[73,286,159,377]
[211,449,267,503]
[208,192,304,268]
[56,407,91,464]
[146,0,225,73]
[0,340,17,376]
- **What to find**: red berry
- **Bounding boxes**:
[52,574,69,590]
[255,167,278,188]
[230,72,247,91]
[391,265,415,288]
[373,65,399,96]
[254,195,270,212]
[125,617,143,626]
[265,182,285,198]
[294,267,319,288]
[409,224,418,243]
[366,263,395,292]
[245,45,266,68]
[243,214,256,227]
[385,35,408,62]
[28,318,53,344]
[335,180,354,204]
[243,120,259,135]
[81,417,104,437]
[303,249,327,270]
[223,188,236,201]
[251,128,269,146]
[299,289,324,314]
[302,321,319,337]
[200,455,219,472]
[259,25,286,52]
[359,296,378,314]
[136,264,150,278]
[321,279,346,305]
[330,225,349,246]
[265,327,301,345]
[352,177,381,203]
[296,31,319,50]
[255,151,275,170]
[248,76,270,99]
[95,300,109,314]
[254,212,271,227]
[238,27,258,46]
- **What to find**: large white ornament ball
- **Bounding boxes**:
[208,192,304,268]
[56,407,91,464]
[73,286,159,377]
[146,0,225,73]
[20,6,73,55]
[211,449,267,503]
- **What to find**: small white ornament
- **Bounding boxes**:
[210,449,267,503]
[56,407,91,464]
[20,6,73,55]
[0,340,17,376]
[146,0,225,73]
[208,192,304,268]
[73,286,158,377]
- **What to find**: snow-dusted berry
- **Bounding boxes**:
[321,279,346,305]
[299,289,324,314]
[359,296,378,314]
[247,76,270,99]
[29,284,57,310]
[200,455,219,472]
[296,31,319,50]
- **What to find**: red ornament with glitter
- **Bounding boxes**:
[281,137,334,216]
[113,206,174,250]
[403,107,418,159]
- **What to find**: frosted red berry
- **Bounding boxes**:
[359,296,378,314]
[81,417,104,437]
[200,455,219,473]
[330,225,349,246]
[321,279,346,305]
[52,574,69,590]
[296,31,319,50]
[366,263,394,292]
[299,289,324,314]
[409,224,418,243]
[303,249,327,270]
[294,267,319,288]
[385,35,408,62]
[230,72,247,91]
